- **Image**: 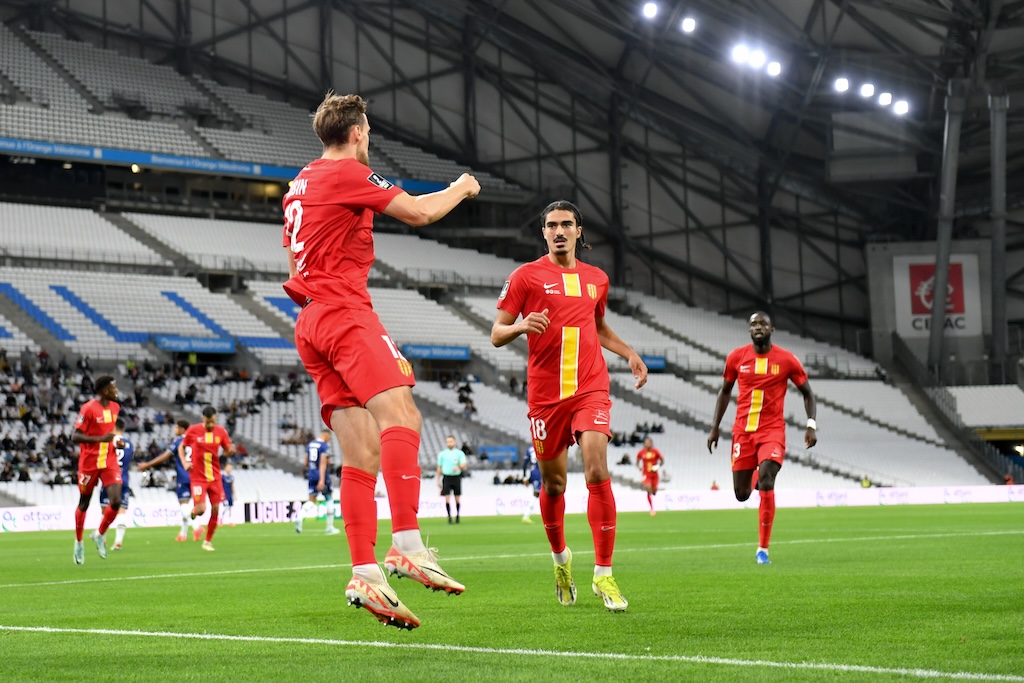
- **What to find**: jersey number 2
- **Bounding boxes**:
[285,201,306,272]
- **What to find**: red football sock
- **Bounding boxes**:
[539,489,566,554]
[758,489,776,548]
[342,466,379,566]
[74,508,86,542]
[647,492,654,510]
[205,515,219,542]
[97,505,118,535]
[587,479,617,566]
[380,426,421,533]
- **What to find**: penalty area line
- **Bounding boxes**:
[0,625,1021,682]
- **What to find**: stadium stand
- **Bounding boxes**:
[150,373,470,468]
[0,103,211,155]
[370,287,525,372]
[373,232,518,288]
[123,212,285,272]
[0,267,295,364]
[0,23,89,111]
[28,30,226,120]
[947,385,1024,428]
[811,378,942,441]
[0,202,167,265]
[0,312,35,354]
[625,291,879,376]
[415,379,857,489]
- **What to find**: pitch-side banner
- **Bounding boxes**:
[892,254,982,338]
[4,486,1023,531]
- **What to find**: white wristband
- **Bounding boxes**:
[806,418,817,431]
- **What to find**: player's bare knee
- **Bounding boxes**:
[735,489,752,502]
[542,479,566,496]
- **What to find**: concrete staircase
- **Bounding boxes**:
[14,25,106,113]
[228,291,294,340]
[0,290,75,360]
[100,212,195,270]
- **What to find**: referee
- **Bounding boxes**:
[436,435,467,524]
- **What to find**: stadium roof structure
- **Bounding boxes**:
[2,0,1024,340]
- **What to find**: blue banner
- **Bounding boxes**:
[154,335,236,354]
[477,445,518,464]
[0,135,446,189]
[641,355,667,370]
[401,344,471,361]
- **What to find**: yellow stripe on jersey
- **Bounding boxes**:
[745,389,764,432]
[755,357,768,375]
[562,273,581,297]
[560,326,580,400]
[97,409,113,468]
[204,453,214,480]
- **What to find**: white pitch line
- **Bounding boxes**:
[1,529,1020,590]
[0,625,1020,682]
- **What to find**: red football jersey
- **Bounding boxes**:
[723,344,807,435]
[497,257,610,406]
[281,158,403,309]
[74,398,120,471]
[183,424,232,483]
[637,447,663,474]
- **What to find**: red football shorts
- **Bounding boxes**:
[191,479,226,506]
[730,430,786,472]
[527,392,613,461]
[77,466,122,495]
[294,302,415,425]
[642,473,660,489]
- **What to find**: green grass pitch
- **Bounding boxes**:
[0,503,1022,682]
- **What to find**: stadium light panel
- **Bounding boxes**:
[731,44,750,64]
[878,92,892,106]
[860,83,875,98]
[681,17,696,33]
[642,2,658,19]
[766,61,782,77]
[893,100,909,115]
[834,77,849,92]
[748,50,767,69]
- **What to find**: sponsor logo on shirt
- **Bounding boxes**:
[366,172,394,190]
[544,282,561,294]
[739,364,751,372]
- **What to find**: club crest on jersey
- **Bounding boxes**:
[587,283,597,299]
[498,280,510,300]
[367,172,394,190]
[397,358,413,377]
[771,364,780,375]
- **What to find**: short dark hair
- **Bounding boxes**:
[94,375,115,393]
[176,419,190,429]
[115,417,125,430]
[312,92,367,148]
[201,405,217,418]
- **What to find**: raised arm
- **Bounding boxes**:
[382,174,480,227]
[594,316,647,389]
